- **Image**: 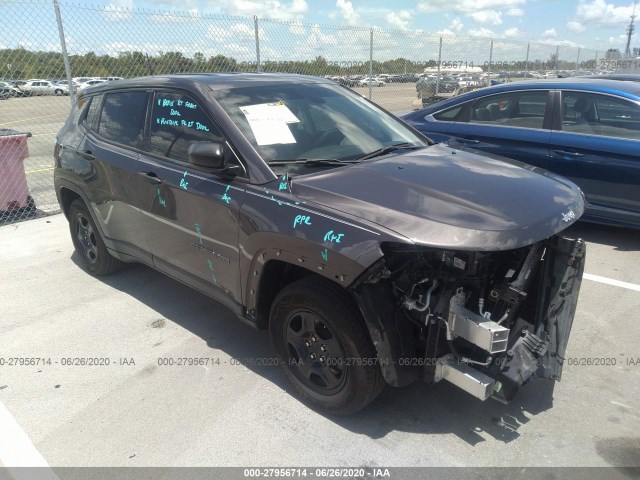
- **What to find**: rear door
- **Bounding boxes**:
[79,89,153,262]
[448,89,553,168]
[138,90,246,307]
[547,91,640,224]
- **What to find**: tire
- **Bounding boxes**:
[68,198,122,276]
[55,89,63,96]
[269,277,384,415]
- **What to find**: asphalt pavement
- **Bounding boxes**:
[0,215,639,473]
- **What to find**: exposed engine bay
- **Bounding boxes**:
[354,235,586,403]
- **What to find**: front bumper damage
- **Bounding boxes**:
[353,234,586,402]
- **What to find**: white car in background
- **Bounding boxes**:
[358,77,386,87]
[76,79,108,92]
[0,81,21,97]
[51,81,75,96]
[18,80,56,96]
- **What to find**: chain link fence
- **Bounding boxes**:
[0,0,626,223]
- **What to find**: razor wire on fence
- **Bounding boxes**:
[0,0,629,223]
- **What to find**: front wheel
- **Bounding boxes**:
[68,199,122,276]
[269,277,384,415]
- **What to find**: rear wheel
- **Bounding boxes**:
[269,277,384,415]
[68,199,122,276]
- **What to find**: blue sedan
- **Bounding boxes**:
[402,78,640,228]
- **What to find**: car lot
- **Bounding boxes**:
[0,215,639,469]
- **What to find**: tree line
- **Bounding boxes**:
[0,48,608,81]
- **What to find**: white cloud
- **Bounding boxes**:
[575,0,635,26]
[467,27,495,37]
[334,0,360,26]
[386,10,411,30]
[505,7,524,16]
[207,23,256,40]
[450,17,464,32]
[289,21,306,35]
[538,38,582,48]
[204,0,308,22]
[567,20,586,33]
[542,28,557,38]
[503,27,520,37]
[149,9,201,23]
[436,28,456,36]
[471,10,503,25]
[417,0,526,15]
[225,43,251,55]
[103,0,133,22]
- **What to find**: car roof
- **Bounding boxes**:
[409,77,640,115]
[578,74,640,82]
[81,73,332,95]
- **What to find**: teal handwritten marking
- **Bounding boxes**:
[221,185,231,204]
[196,122,210,132]
[323,230,344,243]
[179,170,188,190]
[194,223,202,244]
[207,259,217,283]
[321,248,328,262]
[185,101,197,109]
[177,100,183,106]
[157,188,167,208]
[278,174,288,191]
[293,215,312,229]
[157,117,179,126]
[170,108,181,116]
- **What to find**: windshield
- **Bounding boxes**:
[210,82,425,167]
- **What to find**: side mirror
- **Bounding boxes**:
[188,141,225,169]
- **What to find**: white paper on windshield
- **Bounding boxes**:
[239,101,300,145]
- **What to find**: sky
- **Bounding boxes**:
[100,0,639,50]
[2,0,639,65]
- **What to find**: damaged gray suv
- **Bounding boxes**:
[54,73,586,415]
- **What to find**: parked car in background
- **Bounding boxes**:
[50,81,72,96]
[402,78,640,228]
[76,79,108,92]
[54,73,585,415]
[0,81,21,97]
[357,77,386,87]
[54,79,80,93]
[72,76,96,84]
[18,80,56,96]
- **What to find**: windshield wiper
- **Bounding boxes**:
[269,158,359,166]
[356,142,421,161]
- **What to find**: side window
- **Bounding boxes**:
[149,92,225,163]
[470,91,548,129]
[561,92,640,140]
[97,91,149,149]
[83,95,101,131]
[433,105,464,121]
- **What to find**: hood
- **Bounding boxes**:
[291,144,585,250]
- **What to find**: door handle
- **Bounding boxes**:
[552,150,584,158]
[79,150,95,161]
[138,171,163,185]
